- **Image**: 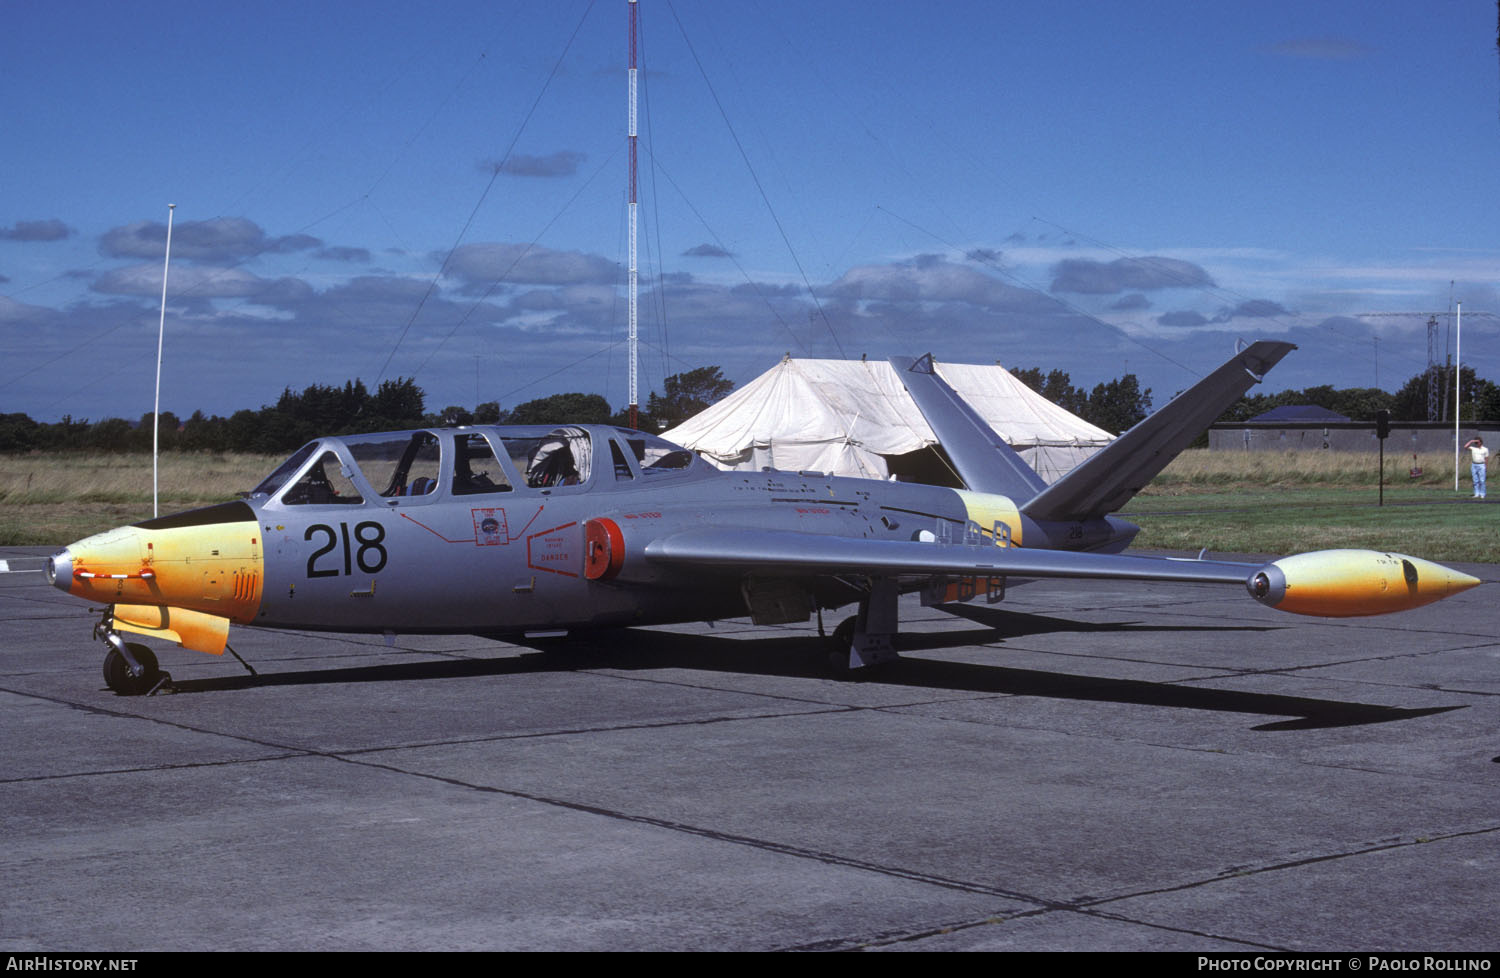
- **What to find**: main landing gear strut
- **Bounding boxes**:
[94,611,169,696]
[824,576,901,675]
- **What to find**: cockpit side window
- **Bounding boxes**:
[497,436,538,481]
[641,446,695,475]
[347,432,443,498]
[452,433,513,495]
[609,438,637,481]
[507,427,592,489]
[281,450,364,505]
[618,429,697,478]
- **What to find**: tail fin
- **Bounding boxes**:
[1021,340,1295,521]
[889,354,1049,500]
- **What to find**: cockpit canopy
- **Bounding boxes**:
[250,425,707,507]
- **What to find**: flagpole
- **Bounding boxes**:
[1453,301,1461,493]
[153,204,175,517]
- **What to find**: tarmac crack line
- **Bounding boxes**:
[1181,638,1500,683]
[783,903,1291,952]
[1085,822,1500,908]
[0,750,314,784]
[576,667,1046,722]
[0,681,869,774]
[571,665,991,713]
[337,704,860,756]
[867,697,1499,791]
[0,684,329,782]
[987,634,1497,683]
[1025,600,1496,642]
[788,824,1500,951]
[319,748,1058,906]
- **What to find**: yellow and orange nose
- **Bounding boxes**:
[1248,549,1481,617]
[48,502,264,624]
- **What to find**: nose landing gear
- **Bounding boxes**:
[94,614,169,696]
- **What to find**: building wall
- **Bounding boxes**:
[1208,423,1499,454]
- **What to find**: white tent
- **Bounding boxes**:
[660,357,1113,484]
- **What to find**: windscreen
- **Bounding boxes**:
[250,443,318,497]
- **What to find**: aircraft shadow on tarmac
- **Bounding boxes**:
[162,608,1461,732]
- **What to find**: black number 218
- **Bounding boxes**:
[305,521,388,577]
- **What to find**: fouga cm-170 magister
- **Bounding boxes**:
[47,341,1480,694]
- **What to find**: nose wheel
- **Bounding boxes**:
[102,642,163,696]
[94,616,169,696]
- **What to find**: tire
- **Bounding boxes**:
[102,643,160,696]
[824,616,859,675]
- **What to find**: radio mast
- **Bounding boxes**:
[627,0,639,429]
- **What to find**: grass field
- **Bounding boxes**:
[1124,450,1498,561]
[2,448,1495,562]
[0,452,278,547]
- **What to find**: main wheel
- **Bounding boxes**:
[822,616,898,677]
[824,616,859,675]
[102,643,160,696]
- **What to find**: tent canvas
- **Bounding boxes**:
[660,357,1113,484]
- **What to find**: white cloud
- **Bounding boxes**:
[92,264,276,299]
[1050,257,1215,294]
[100,218,320,262]
[445,242,617,289]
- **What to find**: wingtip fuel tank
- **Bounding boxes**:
[1247,549,1481,618]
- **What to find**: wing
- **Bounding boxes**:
[643,528,1480,618]
[646,527,1252,584]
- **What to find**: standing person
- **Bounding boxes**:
[1463,436,1489,499]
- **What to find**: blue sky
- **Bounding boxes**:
[3,0,1497,425]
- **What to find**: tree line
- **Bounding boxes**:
[1011,364,1500,434]
[0,378,428,455]
[1008,367,1153,434]
[0,366,737,455]
[1220,366,1500,425]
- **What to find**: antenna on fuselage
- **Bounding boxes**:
[153,203,176,518]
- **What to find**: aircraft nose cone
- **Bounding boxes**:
[46,549,72,592]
